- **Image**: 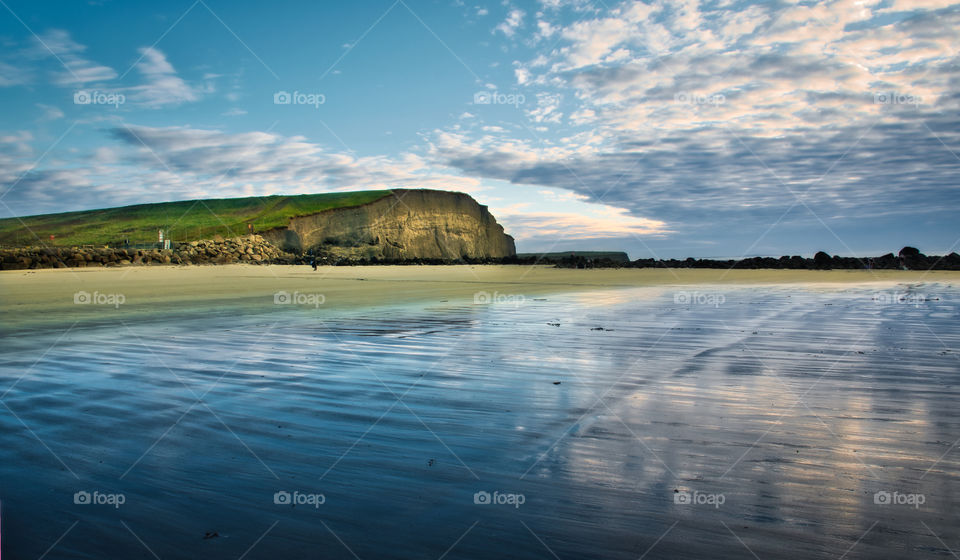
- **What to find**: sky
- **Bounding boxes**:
[0,0,958,259]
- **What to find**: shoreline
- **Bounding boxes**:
[3,264,957,330]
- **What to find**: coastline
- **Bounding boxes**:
[3,264,957,329]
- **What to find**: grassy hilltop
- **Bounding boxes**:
[0,191,392,247]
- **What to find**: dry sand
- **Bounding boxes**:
[2,264,957,328]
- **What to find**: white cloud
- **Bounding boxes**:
[35,103,64,121]
[33,29,117,86]
[884,0,955,11]
[495,9,526,37]
[535,20,556,39]
[515,67,530,85]
[2,125,492,216]
[500,206,670,240]
[126,47,205,107]
[0,60,32,87]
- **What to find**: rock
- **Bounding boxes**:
[899,246,921,258]
[0,232,295,269]
[898,246,928,270]
[813,251,832,269]
[261,189,515,260]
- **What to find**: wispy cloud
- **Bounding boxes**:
[125,47,206,107]
[33,29,117,86]
[2,125,487,216]
[501,207,670,240]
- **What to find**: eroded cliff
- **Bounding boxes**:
[261,189,516,260]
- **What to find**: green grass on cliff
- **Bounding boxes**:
[0,191,393,247]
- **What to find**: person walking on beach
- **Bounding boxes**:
[308,251,317,271]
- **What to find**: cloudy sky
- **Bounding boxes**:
[0,0,957,258]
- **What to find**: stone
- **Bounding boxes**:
[261,189,515,260]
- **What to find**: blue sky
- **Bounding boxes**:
[0,0,958,258]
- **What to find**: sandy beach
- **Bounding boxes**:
[2,271,958,559]
[3,264,958,328]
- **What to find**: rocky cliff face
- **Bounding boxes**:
[261,189,516,260]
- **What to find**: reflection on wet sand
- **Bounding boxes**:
[0,282,957,559]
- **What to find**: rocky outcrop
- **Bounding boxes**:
[0,190,516,268]
[0,235,292,269]
[174,235,289,264]
[260,189,516,260]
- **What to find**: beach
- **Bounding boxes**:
[3,264,957,328]
[2,266,959,558]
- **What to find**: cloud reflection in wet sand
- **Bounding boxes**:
[0,283,957,559]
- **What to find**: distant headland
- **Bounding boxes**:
[547,247,960,271]
[0,190,956,271]
[0,189,515,269]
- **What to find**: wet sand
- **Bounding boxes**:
[1,283,958,558]
[2,264,957,328]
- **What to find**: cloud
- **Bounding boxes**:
[1,125,489,216]
[3,2,959,257]
[5,32,205,111]
[126,47,205,107]
[0,60,32,87]
[35,103,64,121]
[495,9,525,37]
[432,0,960,248]
[0,131,36,191]
[500,206,670,240]
[33,29,117,86]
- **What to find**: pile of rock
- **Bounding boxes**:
[176,235,289,265]
[0,235,293,270]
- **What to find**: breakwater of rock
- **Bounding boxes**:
[0,235,292,270]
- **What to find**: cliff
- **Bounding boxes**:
[261,189,516,260]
